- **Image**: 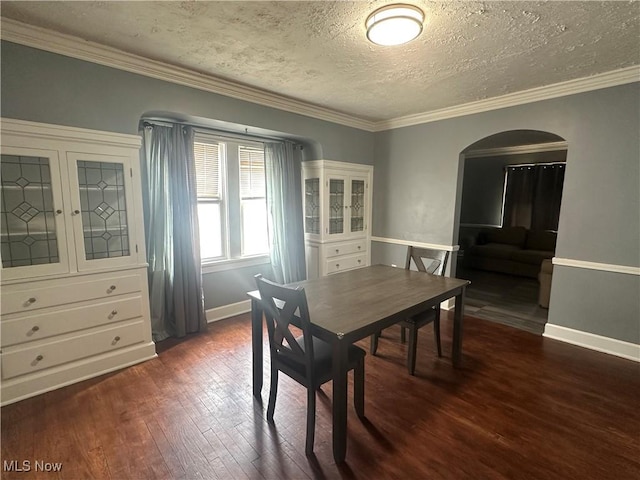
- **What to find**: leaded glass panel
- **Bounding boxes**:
[304,178,320,234]
[351,179,365,232]
[77,160,130,260]
[329,179,344,235]
[1,155,60,267]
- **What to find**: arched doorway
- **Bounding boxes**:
[454,130,567,335]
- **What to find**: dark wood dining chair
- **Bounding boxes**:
[370,246,450,375]
[255,274,366,456]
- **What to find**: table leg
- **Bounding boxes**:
[452,287,466,367]
[251,299,263,398]
[331,341,349,463]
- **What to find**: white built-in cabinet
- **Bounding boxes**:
[0,118,156,405]
[302,160,373,278]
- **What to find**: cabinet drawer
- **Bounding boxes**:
[324,240,367,258]
[325,253,368,275]
[1,320,145,380]
[1,296,144,348]
[1,274,141,315]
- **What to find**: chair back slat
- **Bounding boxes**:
[255,275,314,375]
[405,246,450,276]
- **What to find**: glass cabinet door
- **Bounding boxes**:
[304,177,320,235]
[328,177,346,236]
[350,178,366,234]
[0,147,69,278]
[67,152,136,271]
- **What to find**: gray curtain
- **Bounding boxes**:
[140,122,207,341]
[265,142,306,284]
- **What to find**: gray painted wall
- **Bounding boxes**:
[372,83,640,344]
[0,41,374,310]
[2,41,638,344]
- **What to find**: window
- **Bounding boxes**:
[239,146,269,256]
[194,134,269,263]
[194,141,224,259]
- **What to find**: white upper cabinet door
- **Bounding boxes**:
[0,146,70,280]
[326,173,348,240]
[65,151,138,272]
[349,175,368,238]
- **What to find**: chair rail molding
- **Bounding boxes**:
[372,236,459,252]
[553,257,640,276]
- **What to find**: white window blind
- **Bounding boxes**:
[239,146,266,199]
[194,141,220,199]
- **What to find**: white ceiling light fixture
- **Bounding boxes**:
[366,4,425,46]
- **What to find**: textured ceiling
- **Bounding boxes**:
[2,1,639,122]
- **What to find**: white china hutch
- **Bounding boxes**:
[0,119,155,405]
[302,160,373,278]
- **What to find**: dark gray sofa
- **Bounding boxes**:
[464,226,556,278]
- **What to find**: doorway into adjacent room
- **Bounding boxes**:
[454,130,567,335]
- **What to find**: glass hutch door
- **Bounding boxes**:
[327,176,346,237]
[0,147,69,279]
[304,177,320,235]
[350,177,366,235]
[67,152,136,271]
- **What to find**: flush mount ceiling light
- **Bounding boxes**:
[366,4,425,46]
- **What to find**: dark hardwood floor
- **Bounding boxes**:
[457,266,548,335]
[2,312,639,479]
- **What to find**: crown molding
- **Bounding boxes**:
[2,19,638,134]
[374,66,640,131]
[465,141,568,158]
[0,18,377,132]
[1,117,141,148]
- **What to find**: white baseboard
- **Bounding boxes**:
[543,323,640,362]
[206,300,251,323]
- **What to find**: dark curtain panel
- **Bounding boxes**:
[502,166,535,228]
[265,142,307,283]
[531,164,565,231]
[140,122,207,341]
[502,163,565,231]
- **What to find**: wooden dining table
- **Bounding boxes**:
[247,264,470,463]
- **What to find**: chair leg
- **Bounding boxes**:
[305,387,316,456]
[354,358,365,420]
[433,313,442,357]
[407,326,418,376]
[266,367,278,422]
[400,326,406,343]
[370,331,380,355]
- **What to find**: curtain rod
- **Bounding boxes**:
[141,118,303,149]
[505,162,566,169]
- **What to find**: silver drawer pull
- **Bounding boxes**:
[107,285,117,293]
[30,354,44,367]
